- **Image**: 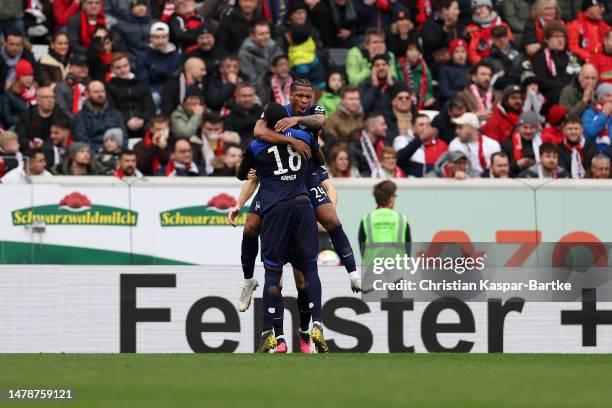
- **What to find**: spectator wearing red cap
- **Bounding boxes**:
[421,0,466,64]
[542,104,568,143]
[465,0,514,65]
[482,85,524,143]
[592,30,612,83]
[531,21,581,104]
[439,38,471,103]
[3,59,37,129]
[67,0,106,51]
[558,116,599,178]
[567,0,610,63]
[0,29,37,89]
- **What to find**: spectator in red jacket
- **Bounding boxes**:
[592,30,612,82]
[542,104,568,143]
[53,0,82,32]
[482,85,524,143]
[567,0,610,63]
[465,0,513,65]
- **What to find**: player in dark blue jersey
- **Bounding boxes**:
[238,102,327,353]
[229,80,359,352]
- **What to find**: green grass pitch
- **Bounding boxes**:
[1,354,611,408]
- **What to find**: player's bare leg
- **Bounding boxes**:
[315,203,361,292]
[239,212,261,312]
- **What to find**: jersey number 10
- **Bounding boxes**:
[268,145,302,175]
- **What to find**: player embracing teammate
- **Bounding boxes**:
[229,79,360,353]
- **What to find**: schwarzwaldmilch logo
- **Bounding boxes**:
[12,192,138,226]
[160,193,249,227]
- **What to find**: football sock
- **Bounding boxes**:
[273,288,284,337]
[241,235,258,280]
[296,287,311,333]
[262,269,281,332]
[328,226,356,273]
[301,262,322,322]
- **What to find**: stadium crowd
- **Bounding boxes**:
[1,0,612,183]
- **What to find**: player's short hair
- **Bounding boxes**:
[373,180,397,206]
[364,111,384,127]
[562,115,583,127]
[203,111,222,125]
[365,28,385,42]
[51,115,72,130]
[539,142,558,156]
[471,61,493,77]
[543,21,567,40]
[490,151,508,164]
[290,78,313,93]
[340,85,359,98]
[412,113,430,126]
[111,52,130,66]
[120,149,136,159]
[150,114,169,127]
[249,18,270,34]
[263,102,289,130]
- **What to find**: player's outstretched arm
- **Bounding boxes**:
[228,176,259,227]
[320,179,337,206]
[253,119,312,159]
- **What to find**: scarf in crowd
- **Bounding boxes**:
[544,48,558,77]
[1,47,21,87]
[469,84,493,112]
[177,12,204,31]
[20,84,37,105]
[477,134,488,170]
[71,81,86,114]
[535,17,551,44]
[564,138,586,179]
[164,160,199,176]
[399,57,428,110]
[511,130,542,162]
[79,8,106,48]
[360,130,384,178]
[328,0,357,28]
[99,52,113,82]
[271,76,292,105]
[415,0,432,27]
[161,1,175,23]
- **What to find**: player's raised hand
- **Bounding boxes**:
[274,116,299,133]
[228,205,241,227]
[291,139,312,159]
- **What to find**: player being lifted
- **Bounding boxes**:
[238,102,326,353]
[229,79,360,312]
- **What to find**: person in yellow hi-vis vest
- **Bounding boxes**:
[358,180,411,267]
